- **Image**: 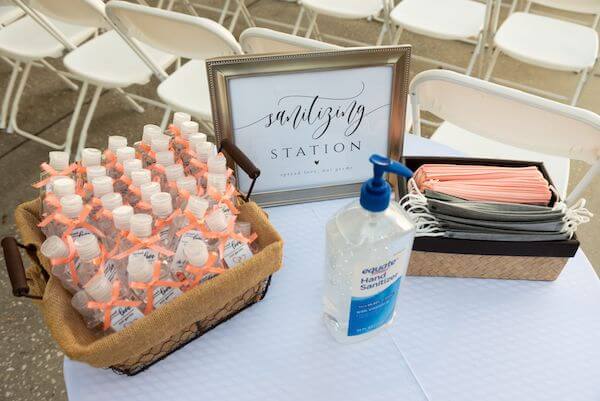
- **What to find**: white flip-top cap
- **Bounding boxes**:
[84,273,112,303]
[176,176,197,195]
[92,176,113,199]
[81,148,102,167]
[49,151,70,171]
[127,253,153,283]
[165,164,184,183]
[123,158,142,177]
[60,194,83,218]
[52,178,76,198]
[140,182,161,202]
[173,112,191,129]
[116,147,135,163]
[151,192,173,218]
[207,173,227,194]
[180,121,199,139]
[151,136,171,152]
[195,142,215,163]
[184,239,208,266]
[130,214,153,238]
[205,209,228,233]
[40,236,69,259]
[71,290,94,316]
[112,205,134,231]
[142,124,162,145]
[186,196,209,219]
[108,135,127,153]
[188,133,207,150]
[86,165,106,182]
[74,234,101,262]
[101,192,122,211]
[131,169,151,187]
[207,154,227,174]
[155,151,174,166]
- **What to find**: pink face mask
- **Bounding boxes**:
[413,164,552,205]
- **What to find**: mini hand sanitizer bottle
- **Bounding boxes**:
[323,154,415,343]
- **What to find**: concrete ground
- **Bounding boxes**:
[0,1,598,400]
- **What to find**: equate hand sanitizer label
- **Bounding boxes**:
[348,253,404,336]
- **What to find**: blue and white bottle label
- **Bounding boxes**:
[348,252,404,336]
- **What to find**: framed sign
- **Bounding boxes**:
[207,46,411,206]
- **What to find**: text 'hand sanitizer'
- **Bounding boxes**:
[323,155,415,343]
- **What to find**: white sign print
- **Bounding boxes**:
[227,65,393,194]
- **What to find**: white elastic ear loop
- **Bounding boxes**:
[561,199,593,238]
[399,178,444,237]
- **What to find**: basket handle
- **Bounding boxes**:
[219,138,261,201]
[1,237,43,299]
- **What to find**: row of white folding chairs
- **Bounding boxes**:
[0,1,343,158]
[289,0,599,106]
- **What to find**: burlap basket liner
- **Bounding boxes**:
[407,251,567,281]
[15,198,283,369]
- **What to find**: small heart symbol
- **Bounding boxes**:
[314,160,320,165]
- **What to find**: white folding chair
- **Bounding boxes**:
[292,0,392,45]
[410,69,600,204]
[106,0,242,136]
[0,1,23,27]
[389,0,489,76]
[22,0,177,158]
[485,0,600,106]
[0,0,96,152]
[240,26,342,53]
[162,0,255,33]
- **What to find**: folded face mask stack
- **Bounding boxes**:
[401,164,593,242]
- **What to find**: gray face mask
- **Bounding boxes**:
[400,179,593,242]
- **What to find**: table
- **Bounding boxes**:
[64,136,600,401]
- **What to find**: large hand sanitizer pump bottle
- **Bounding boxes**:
[323,154,415,343]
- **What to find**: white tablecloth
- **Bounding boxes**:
[64,136,600,401]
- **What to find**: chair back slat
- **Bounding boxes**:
[106,0,242,60]
[240,27,341,54]
[529,0,600,15]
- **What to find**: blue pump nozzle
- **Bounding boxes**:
[360,154,413,212]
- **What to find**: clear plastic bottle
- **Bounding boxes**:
[74,234,125,285]
[170,196,210,282]
[136,181,161,214]
[110,146,136,179]
[39,151,72,195]
[150,192,178,246]
[83,272,144,332]
[127,169,152,206]
[137,124,162,167]
[175,175,198,210]
[40,235,80,294]
[41,177,76,230]
[184,239,223,286]
[323,155,415,343]
[127,253,182,313]
[205,209,254,268]
[164,163,185,198]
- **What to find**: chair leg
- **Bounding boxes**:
[160,107,171,131]
[64,81,89,157]
[392,27,403,45]
[7,62,67,149]
[228,2,243,31]
[466,32,484,76]
[39,60,78,91]
[182,0,199,16]
[292,7,305,35]
[484,48,500,81]
[166,0,175,11]
[75,85,103,160]
[114,88,145,113]
[305,10,318,39]
[236,0,255,28]
[1,61,20,130]
[219,0,231,25]
[571,68,590,106]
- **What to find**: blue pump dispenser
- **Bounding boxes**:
[360,154,413,212]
